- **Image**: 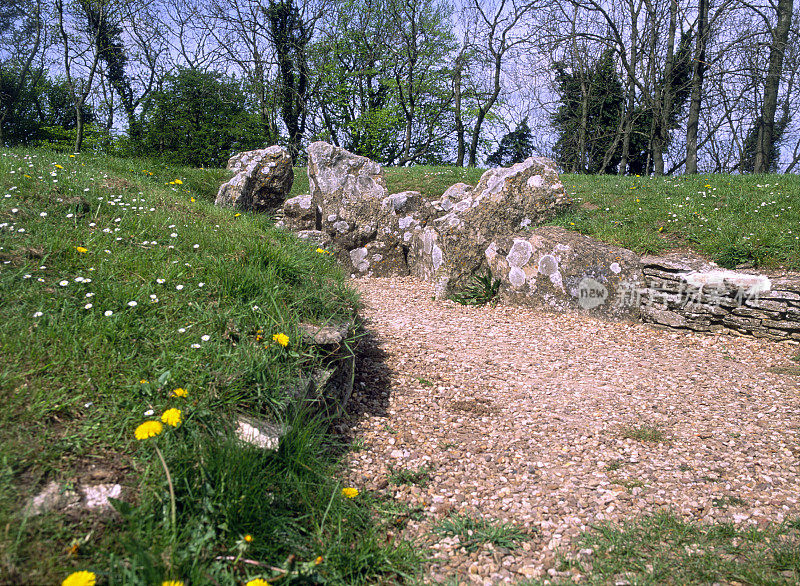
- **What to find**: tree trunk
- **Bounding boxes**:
[653,0,677,176]
[754,0,793,173]
[686,0,708,174]
[454,52,465,167]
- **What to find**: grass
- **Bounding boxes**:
[433,513,532,552]
[387,464,434,488]
[0,148,420,584]
[553,173,800,269]
[619,423,670,443]
[538,510,800,585]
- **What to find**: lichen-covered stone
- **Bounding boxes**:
[486,226,643,321]
[407,157,571,297]
[346,237,409,278]
[280,194,317,231]
[307,141,391,249]
[215,146,293,212]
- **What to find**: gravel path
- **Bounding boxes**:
[343,276,800,584]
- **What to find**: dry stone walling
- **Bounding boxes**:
[219,143,800,341]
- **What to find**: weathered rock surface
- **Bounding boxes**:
[279,194,317,231]
[410,157,571,297]
[307,141,390,251]
[25,481,123,516]
[639,253,800,340]
[216,146,293,212]
[486,226,643,321]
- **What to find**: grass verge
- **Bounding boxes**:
[0,148,420,584]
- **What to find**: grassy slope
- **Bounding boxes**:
[0,150,418,584]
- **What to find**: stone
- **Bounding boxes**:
[236,416,285,450]
[408,157,571,297]
[346,236,410,278]
[25,481,122,516]
[216,146,293,212]
[280,194,317,231]
[485,226,643,321]
[295,230,332,248]
[299,322,349,345]
[307,141,391,250]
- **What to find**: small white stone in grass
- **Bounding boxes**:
[33,311,43,317]
[127,301,137,307]
[175,285,183,290]
[84,303,92,309]
[190,343,201,348]
[59,280,68,286]
[104,310,113,316]
[66,213,73,218]
[201,335,210,342]
[11,208,18,213]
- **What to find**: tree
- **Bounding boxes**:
[140,68,264,167]
[463,0,538,167]
[266,0,313,162]
[552,48,625,173]
[486,116,534,166]
[752,0,794,173]
[0,0,45,145]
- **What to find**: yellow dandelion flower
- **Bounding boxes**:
[174,179,183,185]
[162,581,184,586]
[76,246,88,253]
[139,379,148,384]
[171,387,187,398]
[244,534,253,543]
[316,248,330,254]
[245,580,269,586]
[55,164,64,169]
[190,197,195,202]
[135,420,163,440]
[273,333,289,347]
[169,181,175,185]
[314,556,323,565]
[234,213,241,217]
[62,570,96,586]
[341,487,359,498]
[658,227,664,232]
[69,154,76,158]
[24,174,31,178]
[161,408,182,427]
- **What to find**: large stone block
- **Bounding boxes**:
[307,141,391,249]
[215,146,293,213]
[485,226,643,321]
[406,157,571,297]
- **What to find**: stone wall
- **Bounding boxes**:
[638,254,800,342]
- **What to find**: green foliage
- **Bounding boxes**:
[434,513,532,552]
[0,67,96,146]
[486,117,534,167]
[388,464,434,487]
[552,49,624,174]
[0,147,420,584]
[450,272,501,306]
[552,172,800,269]
[561,510,800,584]
[140,68,268,167]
